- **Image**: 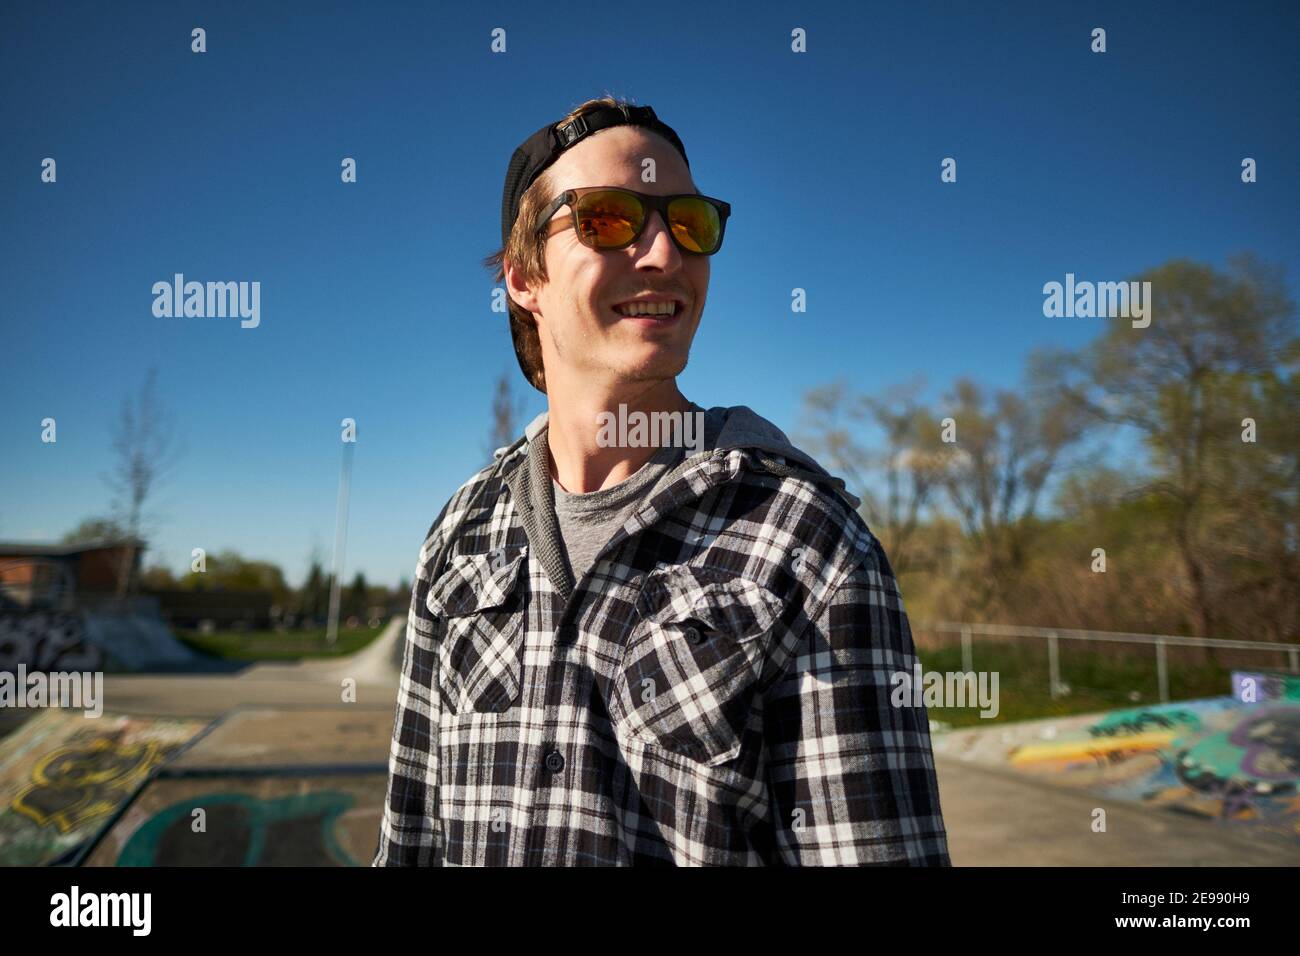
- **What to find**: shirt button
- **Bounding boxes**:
[684,625,705,644]
[544,750,565,774]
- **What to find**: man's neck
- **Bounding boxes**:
[545,377,691,494]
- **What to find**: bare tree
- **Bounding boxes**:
[933,377,1089,616]
[102,368,182,596]
[799,378,944,577]
[486,371,524,463]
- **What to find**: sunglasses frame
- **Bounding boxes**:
[536,186,731,256]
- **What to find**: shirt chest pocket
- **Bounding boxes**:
[611,565,786,767]
[427,545,528,715]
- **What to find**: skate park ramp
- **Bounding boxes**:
[1,619,406,867]
[81,611,205,671]
[932,673,1300,846]
[0,709,210,866]
[233,614,406,686]
[77,706,391,867]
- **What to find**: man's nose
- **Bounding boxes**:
[633,210,683,270]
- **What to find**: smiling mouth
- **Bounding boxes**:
[611,301,684,321]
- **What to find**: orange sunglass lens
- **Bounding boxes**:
[574,191,643,247]
[668,196,721,253]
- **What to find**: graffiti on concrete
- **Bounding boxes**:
[0,611,104,672]
[13,738,164,834]
[78,772,386,867]
[0,711,208,866]
[117,791,359,866]
[1175,707,1300,828]
[1004,699,1300,839]
[1088,708,1202,739]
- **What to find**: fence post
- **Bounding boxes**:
[1156,638,1170,704]
[961,625,973,674]
[1048,631,1060,699]
[1290,647,1299,674]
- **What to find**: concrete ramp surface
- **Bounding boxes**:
[168,706,394,770]
[81,611,200,670]
[80,772,384,867]
[77,705,392,866]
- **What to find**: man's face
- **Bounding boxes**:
[512,126,710,391]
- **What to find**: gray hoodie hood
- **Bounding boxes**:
[490,404,860,603]
[511,404,857,507]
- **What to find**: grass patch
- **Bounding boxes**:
[915,640,1233,729]
[174,624,388,661]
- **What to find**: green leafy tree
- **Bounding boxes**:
[298,560,327,624]
[1035,254,1299,638]
[347,571,369,619]
[61,517,129,544]
[179,550,291,604]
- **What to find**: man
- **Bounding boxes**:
[373,96,950,866]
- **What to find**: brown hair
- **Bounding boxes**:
[481,94,638,394]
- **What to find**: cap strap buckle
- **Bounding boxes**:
[555,115,589,147]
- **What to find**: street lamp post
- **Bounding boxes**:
[325,439,354,646]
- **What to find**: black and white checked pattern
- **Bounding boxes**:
[374,439,951,866]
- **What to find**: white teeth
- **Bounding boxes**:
[616,301,677,316]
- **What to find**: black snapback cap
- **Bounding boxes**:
[500,102,690,249]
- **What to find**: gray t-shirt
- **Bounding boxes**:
[550,403,723,585]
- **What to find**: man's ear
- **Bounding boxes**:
[503,258,542,314]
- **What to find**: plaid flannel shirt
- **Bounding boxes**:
[374,410,950,866]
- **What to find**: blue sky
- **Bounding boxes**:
[2,0,1297,587]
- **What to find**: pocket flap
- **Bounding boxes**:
[427,545,528,618]
[636,565,783,641]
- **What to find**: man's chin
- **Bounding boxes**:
[613,351,690,385]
